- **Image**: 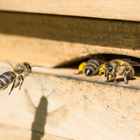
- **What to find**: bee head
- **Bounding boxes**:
[23,62,32,73]
[104,63,113,77]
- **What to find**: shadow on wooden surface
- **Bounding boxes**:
[31,96,48,140]
[25,89,48,140]
[0,11,140,50]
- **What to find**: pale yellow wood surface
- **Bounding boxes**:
[0,63,140,140]
[0,0,140,21]
[0,12,140,67]
[1,34,140,67]
[0,124,71,140]
[0,6,140,140]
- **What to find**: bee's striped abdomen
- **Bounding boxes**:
[0,71,16,90]
[84,59,102,76]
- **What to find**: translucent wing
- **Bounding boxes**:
[122,59,140,66]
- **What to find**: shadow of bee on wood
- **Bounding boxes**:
[24,87,68,140]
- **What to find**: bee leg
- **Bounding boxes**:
[9,76,20,95]
[124,71,128,84]
[3,85,8,90]
[75,71,82,75]
[19,75,24,90]
[9,80,17,95]
[114,78,117,83]
[107,76,109,81]
[8,83,15,95]
[113,73,117,84]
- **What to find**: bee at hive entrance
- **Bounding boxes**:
[55,54,140,87]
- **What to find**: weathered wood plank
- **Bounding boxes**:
[0,64,139,140]
[0,124,71,140]
[0,0,140,21]
[0,12,140,67]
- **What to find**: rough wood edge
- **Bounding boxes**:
[0,0,140,21]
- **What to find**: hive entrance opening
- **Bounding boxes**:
[55,54,140,77]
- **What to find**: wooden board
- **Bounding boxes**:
[0,63,140,140]
[0,124,71,140]
[0,6,140,140]
[0,12,140,67]
[0,0,140,21]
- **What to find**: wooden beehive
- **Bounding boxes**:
[0,1,140,140]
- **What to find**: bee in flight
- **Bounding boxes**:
[0,62,41,95]
[76,59,105,76]
[103,59,135,84]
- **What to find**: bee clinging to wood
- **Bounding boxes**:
[0,62,41,95]
[76,59,105,76]
[104,59,135,84]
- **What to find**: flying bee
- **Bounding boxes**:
[0,62,42,95]
[76,59,105,76]
[104,59,135,84]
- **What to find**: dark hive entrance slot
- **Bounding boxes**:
[54,54,140,77]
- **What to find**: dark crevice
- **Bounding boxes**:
[54,53,140,77]
[0,11,140,50]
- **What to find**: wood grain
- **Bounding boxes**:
[0,64,139,140]
[0,124,71,140]
[0,7,140,140]
[0,12,140,67]
[0,0,140,21]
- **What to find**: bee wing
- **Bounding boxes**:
[24,72,52,92]
[122,59,140,66]
[24,89,36,113]
[47,105,67,126]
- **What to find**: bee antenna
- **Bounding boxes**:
[5,60,14,67]
[31,65,43,67]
